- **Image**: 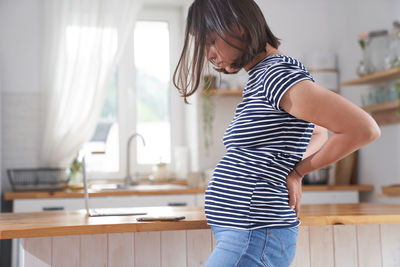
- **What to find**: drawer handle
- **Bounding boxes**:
[168,202,187,207]
[42,206,64,211]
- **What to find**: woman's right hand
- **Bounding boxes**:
[286,171,303,217]
[302,124,328,160]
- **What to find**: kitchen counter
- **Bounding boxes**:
[0,203,398,239]
[3,184,206,200]
[3,184,373,200]
[4,203,400,267]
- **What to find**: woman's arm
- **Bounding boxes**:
[281,80,380,174]
[302,124,328,160]
[280,80,380,215]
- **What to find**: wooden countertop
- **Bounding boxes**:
[3,186,207,200]
[3,184,374,200]
[0,203,399,239]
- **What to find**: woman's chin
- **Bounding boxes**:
[224,66,241,74]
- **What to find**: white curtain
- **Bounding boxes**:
[40,0,142,167]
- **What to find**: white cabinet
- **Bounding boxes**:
[196,193,205,207]
[12,194,203,212]
[130,194,196,207]
[12,190,360,213]
[301,191,359,204]
[194,191,360,206]
[13,198,83,212]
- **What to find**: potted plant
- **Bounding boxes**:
[202,75,216,155]
[69,156,83,187]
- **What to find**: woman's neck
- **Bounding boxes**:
[244,44,282,71]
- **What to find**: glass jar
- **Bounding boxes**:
[385,21,400,69]
[387,82,398,101]
[365,30,389,73]
[357,49,373,77]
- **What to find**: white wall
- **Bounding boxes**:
[1,0,400,198]
[0,0,42,191]
[0,0,41,94]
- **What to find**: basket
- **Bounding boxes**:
[7,168,70,192]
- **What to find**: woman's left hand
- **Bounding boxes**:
[286,172,303,217]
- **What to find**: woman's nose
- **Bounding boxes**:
[207,46,217,62]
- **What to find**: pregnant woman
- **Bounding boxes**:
[173,0,380,266]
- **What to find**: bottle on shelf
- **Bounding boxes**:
[366,30,389,73]
[385,21,400,70]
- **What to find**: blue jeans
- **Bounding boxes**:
[205,225,298,267]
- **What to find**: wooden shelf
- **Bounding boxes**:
[342,67,400,126]
[341,67,400,86]
[201,88,243,96]
[382,185,400,197]
[363,99,399,113]
[361,100,400,126]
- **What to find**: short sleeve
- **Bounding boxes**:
[263,61,314,111]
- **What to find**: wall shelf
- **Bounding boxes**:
[341,67,400,86]
[361,100,400,126]
[201,88,243,96]
[382,185,400,197]
[363,99,399,113]
[342,67,400,126]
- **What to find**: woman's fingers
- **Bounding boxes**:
[288,183,296,210]
[295,192,301,217]
[287,173,303,217]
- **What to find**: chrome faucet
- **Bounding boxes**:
[126,132,146,185]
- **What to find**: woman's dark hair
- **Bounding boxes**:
[173,0,280,103]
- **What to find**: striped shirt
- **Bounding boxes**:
[204,54,315,230]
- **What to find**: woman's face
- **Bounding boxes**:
[205,32,243,73]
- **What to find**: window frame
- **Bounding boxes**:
[88,7,184,180]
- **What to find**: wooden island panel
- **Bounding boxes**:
[3,203,400,267]
[20,224,400,267]
[1,203,400,239]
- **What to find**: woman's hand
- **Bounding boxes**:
[302,124,328,160]
[286,171,303,217]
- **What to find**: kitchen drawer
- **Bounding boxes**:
[129,194,196,207]
[13,198,83,212]
[302,191,359,204]
[12,194,201,213]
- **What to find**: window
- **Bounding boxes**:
[134,21,171,164]
[65,26,119,173]
[83,71,119,172]
[82,8,182,178]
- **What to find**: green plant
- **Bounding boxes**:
[358,39,366,50]
[358,32,369,50]
[202,75,216,155]
[396,64,400,113]
[396,81,400,114]
[393,57,399,67]
[69,156,83,180]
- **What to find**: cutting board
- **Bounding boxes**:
[334,151,358,185]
